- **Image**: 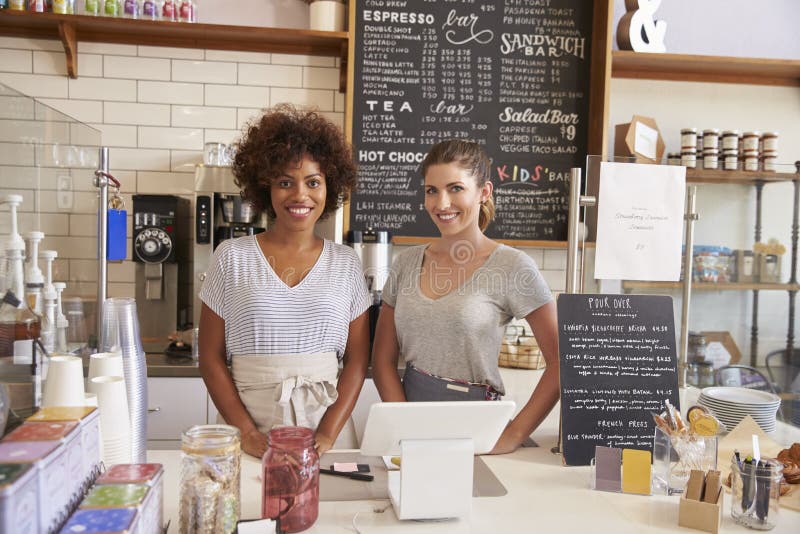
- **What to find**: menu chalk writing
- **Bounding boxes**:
[350,0,593,241]
[557,294,680,466]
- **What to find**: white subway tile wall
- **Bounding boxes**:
[0,38,351,303]
[0,37,571,305]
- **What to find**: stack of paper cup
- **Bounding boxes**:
[42,355,85,407]
[309,0,345,31]
[91,375,132,465]
[88,352,124,384]
[100,298,148,463]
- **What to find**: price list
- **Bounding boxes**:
[350,0,593,240]
[557,294,680,466]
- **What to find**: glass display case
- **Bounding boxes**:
[0,82,101,434]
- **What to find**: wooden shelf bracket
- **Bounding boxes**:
[58,21,77,79]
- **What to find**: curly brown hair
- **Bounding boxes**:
[232,104,357,219]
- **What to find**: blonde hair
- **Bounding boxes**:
[421,139,495,232]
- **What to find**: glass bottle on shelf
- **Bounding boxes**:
[27,0,45,12]
[84,0,99,15]
[121,0,137,18]
[161,0,176,21]
[1,248,42,363]
[178,0,194,22]
[140,0,157,20]
[103,0,119,16]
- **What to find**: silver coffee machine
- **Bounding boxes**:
[193,165,267,327]
[132,195,190,353]
[346,228,392,346]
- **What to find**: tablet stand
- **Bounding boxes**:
[388,438,474,520]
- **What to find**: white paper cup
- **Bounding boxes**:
[309,1,345,31]
[88,352,124,385]
[84,392,98,407]
[91,375,131,439]
[42,355,86,407]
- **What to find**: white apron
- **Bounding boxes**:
[222,352,357,449]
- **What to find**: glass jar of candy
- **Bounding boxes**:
[180,424,241,534]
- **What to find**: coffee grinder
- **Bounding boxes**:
[346,228,392,347]
[132,194,189,353]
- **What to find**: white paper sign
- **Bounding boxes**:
[595,162,686,281]
[634,121,658,160]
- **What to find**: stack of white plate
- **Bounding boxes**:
[698,387,781,433]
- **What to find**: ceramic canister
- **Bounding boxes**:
[28,406,101,484]
[0,463,39,534]
[59,507,138,533]
[97,464,164,534]
[80,483,149,509]
[0,440,67,532]
[3,421,84,501]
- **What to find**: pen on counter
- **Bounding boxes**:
[320,468,374,482]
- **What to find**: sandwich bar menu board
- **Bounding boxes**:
[557,294,680,466]
[349,0,593,241]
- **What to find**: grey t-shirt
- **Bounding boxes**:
[382,244,552,395]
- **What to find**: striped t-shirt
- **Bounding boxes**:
[199,236,371,359]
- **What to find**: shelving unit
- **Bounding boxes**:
[0,10,349,82]
[625,165,800,365]
[611,50,800,87]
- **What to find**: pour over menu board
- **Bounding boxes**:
[349,0,593,241]
[557,294,680,466]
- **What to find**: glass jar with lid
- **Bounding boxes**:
[702,129,720,150]
[262,426,320,533]
[687,332,707,363]
[180,424,241,534]
[721,130,739,151]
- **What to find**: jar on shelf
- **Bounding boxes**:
[761,131,779,153]
[687,332,707,363]
[52,0,74,13]
[723,150,739,171]
[702,129,720,151]
[9,0,26,11]
[742,131,760,153]
[103,0,120,16]
[666,152,681,166]
[122,0,138,18]
[681,150,697,169]
[763,155,777,172]
[680,128,697,151]
[84,0,99,15]
[161,0,176,20]
[178,0,195,22]
[180,424,241,534]
[140,0,157,19]
[703,150,719,170]
[697,362,715,388]
[743,150,759,171]
[262,426,320,533]
[721,130,739,151]
[27,0,45,11]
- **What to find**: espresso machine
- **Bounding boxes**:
[193,165,267,327]
[346,228,392,347]
[132,195,190,353]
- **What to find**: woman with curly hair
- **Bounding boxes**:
[198,104,370,457]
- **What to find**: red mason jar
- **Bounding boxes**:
[262,426,320,532]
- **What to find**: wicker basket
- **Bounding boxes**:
[499,326,546,370]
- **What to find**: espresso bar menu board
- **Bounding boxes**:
[350,0,593,241]
[557,294,680,466]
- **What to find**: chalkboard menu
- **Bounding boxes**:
[557,294,680,466]
[349,0,594,241]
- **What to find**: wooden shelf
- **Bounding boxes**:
[0,11,348,79]
[623,281,800,291]
[686,168,799,185]
[612,50,800,87]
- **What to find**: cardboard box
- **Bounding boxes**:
[614,115,666,164]
[678,487,723,534]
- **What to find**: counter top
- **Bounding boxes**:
[148,389,800,533]
[143,353,201,378]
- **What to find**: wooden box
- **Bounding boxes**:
[678,487,723,534]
